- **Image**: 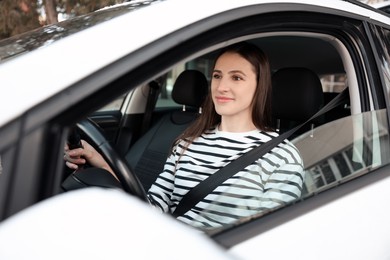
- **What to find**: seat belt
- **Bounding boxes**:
[141,81,160,135]
[172,88,349,218]
[117,81,160,155]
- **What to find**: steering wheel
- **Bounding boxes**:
[74,118,148,202]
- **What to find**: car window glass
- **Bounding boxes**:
[155,57,214,109]
[371,26,390,102]
[294,109,390,197]
[219,108,390,232]
[155,64,185,108]
[320,73,347,92]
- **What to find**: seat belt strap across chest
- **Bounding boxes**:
[172,88,349,218]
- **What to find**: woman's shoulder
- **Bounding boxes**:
[259,130,299,153]
[258,129,278,139]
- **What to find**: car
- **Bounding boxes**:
[371,1,390,14]
[0,0,390,259]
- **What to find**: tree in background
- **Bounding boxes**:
[44,0,58,24]
[0,0,127,41]
[0,0,40,40]
[0,0,388,41]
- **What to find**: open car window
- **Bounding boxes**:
[144,34,390,232]
[56,11,390,236]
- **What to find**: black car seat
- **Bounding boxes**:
[272,67,324,138]
[125,70,209,191]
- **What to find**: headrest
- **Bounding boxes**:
[171,70,209,107]
[272,67,323,122]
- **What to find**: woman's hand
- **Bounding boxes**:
[64,140,114,176]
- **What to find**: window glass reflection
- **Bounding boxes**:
[295,109,390,197]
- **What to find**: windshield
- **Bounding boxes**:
[0,0,162,63]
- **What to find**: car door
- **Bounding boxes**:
[204,8,390,260]
[70,4,390,243]
[1,2,390,258]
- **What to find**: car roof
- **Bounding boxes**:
[370,1,390,9]
[0,0,389,128]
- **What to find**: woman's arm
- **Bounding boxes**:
[147,148,179,213]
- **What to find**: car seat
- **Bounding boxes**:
[125,70,209,191]
[272,67,324,137]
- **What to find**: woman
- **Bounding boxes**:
[65,42,304,230]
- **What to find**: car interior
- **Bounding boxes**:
[62,30,390,231]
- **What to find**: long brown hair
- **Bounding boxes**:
[174,42,273,148]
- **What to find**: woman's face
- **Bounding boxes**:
[211,52,257,121]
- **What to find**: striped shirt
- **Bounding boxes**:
[147,127,304,230]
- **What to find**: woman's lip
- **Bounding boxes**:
[215,96,234,102]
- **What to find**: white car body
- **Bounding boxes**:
[0,0,390,259]
[0,188,236,260]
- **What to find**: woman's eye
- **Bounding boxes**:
[212,73,221,79]
[232,75,243,81]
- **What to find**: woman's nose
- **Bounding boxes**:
[215,79,229,92]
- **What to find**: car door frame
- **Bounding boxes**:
[1,2,389,238]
